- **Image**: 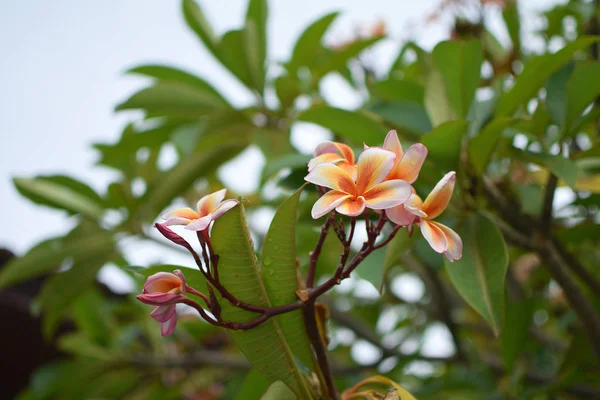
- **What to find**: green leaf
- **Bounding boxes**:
[133,138,247,222]
[38,258,107,339]
[288,12,339,72]
[545,61,574,128]
[127,64,229,106]
[297,106,388,145]
[14,176,105,219]
[565,62,600,133]
[444,213,508,336]
[235,369,271,400]
[115,81,224,118]
[496,36,598,116]
[218,29,255,89]
[370,79,425,104]
[317,37,383,77]
[369,101,432,135]
[513,149,580,188]
[421,120,469,171]
[0,228,114,290]
[261,185,317,373]
[468,117,518,175]
[502,0,521,52]
[501,297,533,370]
[260,381,297,400]
[432,40,483,118]
[182,0,219,54]
[211,204,313,399]
[424,69,454,126]
[244,0,268,91]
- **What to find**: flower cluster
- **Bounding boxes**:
[304,130,462,262]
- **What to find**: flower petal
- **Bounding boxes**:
[137,292,184,306]
[160,313,178,336]
[304,163,356,195]
[197,189,227,216]
[335,196,367,217]
[390,143,428,183]
[151,304,177,323]
[363,179,411,209]
[383,130,403,159]
[184,214,213,231]
[161,207,198,221]
[143,272,182,294]
[163,217,194,226]
[386,204,417,226]
[172,270,187,291]
[421,172,456,219]
[431,221,463,262]
[311,191,353,219]
[403,194,427,217]
[314,141,355,164]
[356,147,396,194]
[307,153,345,171]
[212,199,239,219]
[420,219,448,254]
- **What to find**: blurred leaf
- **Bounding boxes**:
[555,222,600,244]
[219,29,255,89]
[115,81,224,118]
[501,297,533,369]
[298,106,388,145]
[260,381,296,400]
[422,120,469,171]
[38,258,107,339]
[261,185,317,372]
[235,369,271,400]
[514,149,580,188]
[565,62,600,133]
[444,213,508,336]
[468,117,517,175]
[58,333,115,360]
[288,12,339,72]
[432,40,482,118]
[496,36,598,116]
[14,175,105,219]
[182,0,218,54]
[545,61,574,128]
[0,228,114,290]
[369,101,432,135]
[503,0,521,52]
[263,153,311,182]
[244,0,268,91]
[72,289,114,346]
[317,37,383,77]
[356,245,386,293]
[370,79,425,104]
[516,184,544,216]
[127,64,229,105]
[211,204,314,399]
[424,69,454,126]
[275,74,302,109]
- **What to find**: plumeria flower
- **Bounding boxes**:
[305,147,411,218]
[161,189,238,231]
[382,130,428,183]
[391,172,462,262]
[307,141,358,179]
[137,270,188,336]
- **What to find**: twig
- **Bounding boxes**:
[541,174,558,232]
[307,215,333,289]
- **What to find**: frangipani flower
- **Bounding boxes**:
[305,147,411,218]
[382,130,428,183]
[137,270,188,336]
[161,189,238,231]
[307,141,358,179]
[390,172,462,262]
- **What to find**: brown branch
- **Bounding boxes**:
[307,215,333,289]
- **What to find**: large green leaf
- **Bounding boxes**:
[432,40,483,118]
[288,12,339,72]
[0,228,114,290]
[261,186,316,372]
[244,0,268,91]
[317,37,383,78]
[468,117,518,175]
[424,69,454,126]
[297,106,388,145]
[14,176,105,219]
[444,213,508,336]
[502,0,521,52]
[115,81,224,118]
[127,64,229,106]
[182,0,219,54]
[261,381,296,400]
[234,369,271,400]
[421,120,469,171]
[501,297,533,370]
[211,204,313,399]
[565,62,600,133]
[218,29,255,89]
[545,61,574,128]
[496,37,598,116]
[369,101,432,135]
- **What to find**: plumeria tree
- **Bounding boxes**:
[2,0,600,399]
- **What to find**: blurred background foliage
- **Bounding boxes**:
[1,0,600,398]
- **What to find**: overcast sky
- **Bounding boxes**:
[0,0,557,256]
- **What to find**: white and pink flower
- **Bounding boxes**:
[161,189,238,231]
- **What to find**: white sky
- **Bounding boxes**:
[0,0,558,255]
